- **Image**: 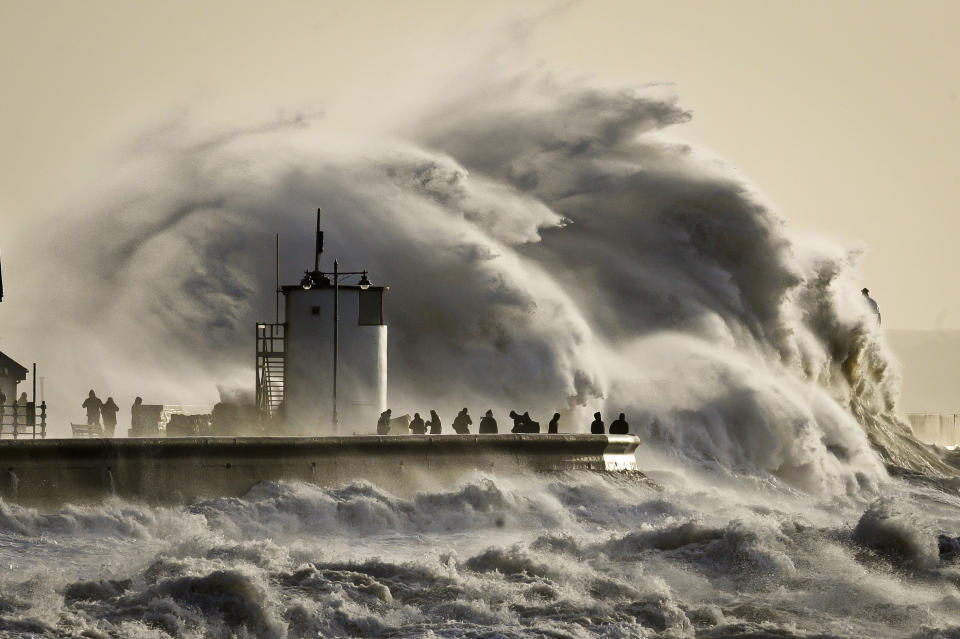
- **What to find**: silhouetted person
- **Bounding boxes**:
[452,407,472,434]
[522,411,540,433]
[548,413,560,434]
[409,412,427,434]
[16,392,27,433]
[479,409,498,434]
[101,397,119,437]
[82,390,103,429]
[0,390,5,427]
[862,288,881,325]
[591,412,605,434]
[609,412,629,435]
[428,409,442,434]
[509,410,524,433]
[131,396,143,433]
[377,409,392,435]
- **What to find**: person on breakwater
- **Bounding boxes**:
[377,409,392,435]
[16,392,27,433]
[522,411,540,433]
[591,412,605,434]
[428,409,442,434]
[452,408,472,434]
[509,410,540,433]
[131,396,143,433]
[409,412,427,434]
[101,397,119,437]
[548,412,560,434]
[479,409,498,433]
[609,412,629,434]
[82,390,103,429]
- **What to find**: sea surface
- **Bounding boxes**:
[3,449,960,639]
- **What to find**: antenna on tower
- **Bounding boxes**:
[314,208,324,273]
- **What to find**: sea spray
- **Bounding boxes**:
[5,76,938,494]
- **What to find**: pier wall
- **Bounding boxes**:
[907,413,960,446]
[0,434,640,508]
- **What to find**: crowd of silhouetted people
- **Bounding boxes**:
[80,389,138,437]
[376,407,629,436]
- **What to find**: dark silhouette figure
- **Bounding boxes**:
[522,412,540,433]
[509,410,524,433]
[0,390,6,426]
[591,412,605,434]
[16,392,27,432]
[428,410,442,434]
[452,408,472,434]
[479,409,498,434]
[409,412,427,434]
[862,288,881,325]
[548,413,560,434]
[377,409,392,435]
[82,390,103,428]
[609,412,629,434]
[131,396,143,433]
[101,397,119,437]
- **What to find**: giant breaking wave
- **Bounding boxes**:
[11,76,943,493]
[5,76,960,639]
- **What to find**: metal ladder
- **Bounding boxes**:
[256,323,286,421]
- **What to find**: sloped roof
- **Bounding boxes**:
[0,350,28,381]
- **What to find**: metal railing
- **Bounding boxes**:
[0,402,47,439]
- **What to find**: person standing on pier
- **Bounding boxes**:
[130,396,143,434]
[101,397,120,437]
[452,408,472,434]
[609,413,629,434]
[16,392,27,434]
[548,413,560,434]
[478,410,498,434]
[591,412,605,434]
[82,390,103,431]
[409,412,426,434]
[428,410,442,435]
[521,412,540,433]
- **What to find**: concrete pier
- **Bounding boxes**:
[0,434,640,507]
[907,413,960,446]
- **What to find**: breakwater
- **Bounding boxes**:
[0,434,640,507]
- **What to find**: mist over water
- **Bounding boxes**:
[3,76,960,636]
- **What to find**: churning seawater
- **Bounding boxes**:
[4,456,960,639]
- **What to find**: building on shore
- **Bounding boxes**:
[0,350,28,408]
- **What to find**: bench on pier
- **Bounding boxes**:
[70,423,103,438]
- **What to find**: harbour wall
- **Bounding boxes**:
[0,434,640,508]
[907,414,960,447]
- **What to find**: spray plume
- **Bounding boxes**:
[0,76,940,494]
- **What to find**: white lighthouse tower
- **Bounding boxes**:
[257,211,387,435]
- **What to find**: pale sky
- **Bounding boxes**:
[1,0,958,331]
